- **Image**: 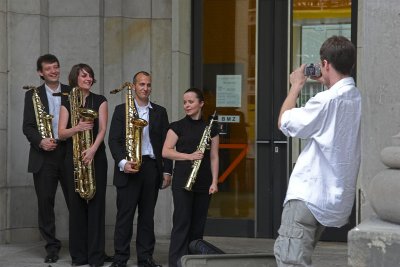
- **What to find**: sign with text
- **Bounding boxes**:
[218,115,240,123]
[216,75,242,107]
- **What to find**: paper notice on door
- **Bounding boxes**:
[216,75,242,107]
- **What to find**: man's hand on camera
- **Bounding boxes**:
[289,64,308,90]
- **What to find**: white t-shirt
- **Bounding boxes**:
[280,77,361,227]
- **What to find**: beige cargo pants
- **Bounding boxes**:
[273,200,325,267]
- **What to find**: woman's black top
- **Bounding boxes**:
[170,115,218,193]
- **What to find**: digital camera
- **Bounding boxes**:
[304,63,321,77]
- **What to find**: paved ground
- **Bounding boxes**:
[0,237,348,267]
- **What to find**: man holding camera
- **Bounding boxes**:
[274,36,361,267]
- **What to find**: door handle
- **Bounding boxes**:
[256,140,271,144]
[272,141,287,153]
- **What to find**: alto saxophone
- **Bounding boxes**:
[69,87,98,201]
[111,82,148,171]
[23,85,54,139]
[184,111,217,191]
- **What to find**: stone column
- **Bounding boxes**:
[0,0,7,244]
[102,0,174,239]
[49,0,106,239]
[7,0,50,243]
[349,133,400,266]
[153,0,192,239]
[348,0,400,265]
[171,0,191,121]
[151,0,173,238]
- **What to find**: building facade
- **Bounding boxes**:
[0,0,399,245]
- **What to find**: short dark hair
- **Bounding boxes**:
[133,71,151,84]
[36,54,60,80]
[184,88,204,102]
[68,63,96,88]
[320,36,355,75]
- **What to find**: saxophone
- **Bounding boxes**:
[111,82,148,171]
[23,85,54,139]
[69,87,98,201]
[184,111,217,191]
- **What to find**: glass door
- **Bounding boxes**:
[192,0,290,238]
[290,0,357,241]
[193,0,257,237]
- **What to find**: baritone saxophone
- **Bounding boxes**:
[110,82,148,171]
[69,87,98,201]
[184,111,217,191]
[23,85,54,140]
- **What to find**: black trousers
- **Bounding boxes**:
[113,158,159,263]
[67,150,107,265]
[168,188,211,267]
[33,144,69,255]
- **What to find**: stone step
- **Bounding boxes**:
[180,253,277,267]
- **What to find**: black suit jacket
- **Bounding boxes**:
[108,102,173,188]
[22,83,71,173]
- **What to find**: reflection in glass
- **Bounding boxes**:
[202,0,256,220]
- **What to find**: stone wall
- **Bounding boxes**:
[0,0,190,243]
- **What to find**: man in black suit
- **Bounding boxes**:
[109,71,172,267]
[22,54,70,263]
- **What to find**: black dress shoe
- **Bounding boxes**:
[138,258,162,267]
[104,254,114,262]
[44,253,59,263]
[110,262,127,267]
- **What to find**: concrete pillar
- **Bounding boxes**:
[348,0,400,265]
[356,0,400,222]
[153,0,192,239]
[0,0,7,244]
[103,0,174,238]
[7,0,50,243]
[171,0,190,122]
[151,0,174,238]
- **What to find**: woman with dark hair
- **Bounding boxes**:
[162,88,219,267]
[58,63,109,267]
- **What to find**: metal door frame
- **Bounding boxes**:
[256,0,289,238]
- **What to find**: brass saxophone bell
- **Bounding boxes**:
[78,107,98,122]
